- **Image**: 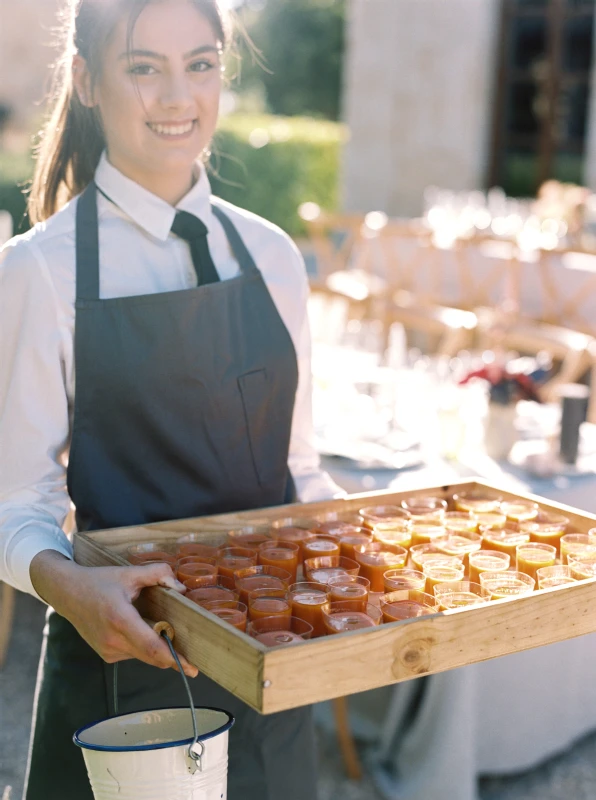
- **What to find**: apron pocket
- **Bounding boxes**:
[238,369,285,488]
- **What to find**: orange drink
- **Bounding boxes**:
[560,534,596,565]
[400,496,447,520]
[359,505,410,530]
[480,523,530,561]
[227,527,271,550]
[258,541,299,583]
[127,542,177,566]
[589,528,596,546]
[338,530,374,560]
[380,589,438,622]
[304,555,360,586]
[516,543,556,582]
[468,550,510,585]
[234,565,291,606]
[536,565,575,589]
[354,542,408,592]
[500,501,539,523]
[177,554,217,568]
[303,536,341,560]
[248,616,313,645]
[410,522,446,547]
[383,568,426,592]
[372,523,412,550]
[453,492,501,514]
[443,511,479,533]
[409,543,440,570]
[203,600,248,631]
[474,510,507,529]
[479,570,535,599]
[435,531,482,568]
[321,601,382,633]
[328,575,370,610]
[177,562,218,589]
[175,535,220,559]
[271,517,318,563]
[288,582,330,637]
[187,585,239,606]
[520,511,569,556]
[216,547,258,579]
[312,512,364,536]
[434,581,490,610]
[568,552,596,580]
[423,563,465,595]
[248,588,291,621]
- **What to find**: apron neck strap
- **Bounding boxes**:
[210,200,259,276]
[76,181,101,301]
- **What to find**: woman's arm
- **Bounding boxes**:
[0,237,197,676]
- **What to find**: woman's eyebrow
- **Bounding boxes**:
[118,45,220,61]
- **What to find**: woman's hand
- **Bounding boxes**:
[30,550,199,678]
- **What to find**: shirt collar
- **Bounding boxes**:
[94,151,214,242]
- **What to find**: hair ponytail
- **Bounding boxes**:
[28,0,231,225]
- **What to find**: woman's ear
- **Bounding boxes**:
[72,54,96,108]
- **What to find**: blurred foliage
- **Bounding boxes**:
[0,114,345,239]
[234,0,346,121]
[210,113,346,235]
[502,153,584,198]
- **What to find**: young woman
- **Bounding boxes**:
[0,1,342,797]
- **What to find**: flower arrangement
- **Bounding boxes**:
[459,362,547,405]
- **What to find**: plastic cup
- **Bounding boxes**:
[203,600,248,631]
[453,492,502,513]
[371,523,412,551]
[516,543,557,582]
[435,531,482,567]
[247,588,291,621]
[468,550,510,585]
[177,561,218,589]
[233,565,291,606]
[434,581,491,610]
[248,616,313,645]
[127,542,177,566]
[520,511,569,556]
[568,552,596,580]
[187,585,239,607]
[270,518,318,564]
[338,530,374,560]
[227,527,271,550]
[588,528,596,547]
[303,556,360,586]
[380,589,438,622]
[175,535,220,559]
[474,510,507,529]
[536,565,576,589]
[302,536,341,560]
[257,541,299,583]
[359,505,410,530]
[383,568,427,592]
[423,563,465,595]
[354,542,408,592]
[500,501,539,523]
[479,570,535,599]
[288,582,330,638]
[560,534,596,565]
[327,575,370,610]
[176,554,217,568]
[216,547,258,579]
[311,512,364,536]
[442,511,479,533]
[410,522,447,547]
[480,523,530,561]
[321,601,382,633]
[400,496,447,520]
[409,542,441,570]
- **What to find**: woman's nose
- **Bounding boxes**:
[160,71,194,109]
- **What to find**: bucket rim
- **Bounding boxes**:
[73,705,235,753]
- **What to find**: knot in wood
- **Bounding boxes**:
[393,637,432,677]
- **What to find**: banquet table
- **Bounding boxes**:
[318,451,596,800]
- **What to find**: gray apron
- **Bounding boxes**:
[24,183,318,800]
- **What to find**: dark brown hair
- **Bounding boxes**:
[28,0,232,224]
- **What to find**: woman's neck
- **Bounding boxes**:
[106,154,198,206]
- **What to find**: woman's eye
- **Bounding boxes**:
[189,60,215,73]
[128,64,157,76]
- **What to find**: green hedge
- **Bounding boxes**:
[0,114,345,239]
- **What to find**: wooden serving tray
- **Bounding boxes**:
[73,479,596,715]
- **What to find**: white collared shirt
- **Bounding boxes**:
[0,153,343,598]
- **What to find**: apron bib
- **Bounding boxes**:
[24,184,317,800]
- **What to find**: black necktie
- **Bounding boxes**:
[171,211,220,286]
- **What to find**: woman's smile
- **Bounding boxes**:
[147,119,197,139]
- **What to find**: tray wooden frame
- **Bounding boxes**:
[73,479,596,715]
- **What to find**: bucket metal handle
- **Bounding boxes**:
[113,619,204,774]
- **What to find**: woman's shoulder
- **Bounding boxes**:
[0,200,76,277]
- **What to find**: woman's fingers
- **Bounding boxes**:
[126,563,187,597]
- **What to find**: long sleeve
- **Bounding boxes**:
[0,236,73,599]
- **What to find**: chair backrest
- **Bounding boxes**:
[302,210,367,281]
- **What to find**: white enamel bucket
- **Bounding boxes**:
[74,705,234,800]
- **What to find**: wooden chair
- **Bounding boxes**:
[0,582,16,668]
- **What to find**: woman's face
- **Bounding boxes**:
[84,0,222,194]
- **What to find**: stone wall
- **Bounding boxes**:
[341,0,501,217]
[0,0,62,127]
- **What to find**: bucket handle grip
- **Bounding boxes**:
[113,619,204,774]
